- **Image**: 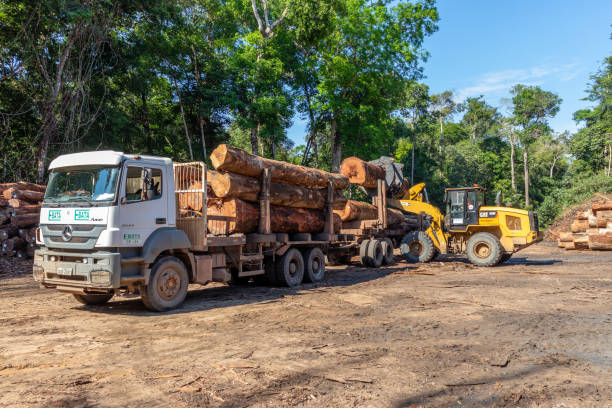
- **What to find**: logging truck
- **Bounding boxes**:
[33,151,354,311]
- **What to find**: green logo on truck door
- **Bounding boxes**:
[123,233,141,244]
[48,210,61,221]
[75,209,90,221]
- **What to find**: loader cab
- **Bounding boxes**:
[443,186,486,230]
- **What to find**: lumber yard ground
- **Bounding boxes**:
[0,243,611,408]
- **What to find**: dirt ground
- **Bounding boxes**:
[1,243,611,408]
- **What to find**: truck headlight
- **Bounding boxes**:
[90,270,111,285]
[33,265,44,281]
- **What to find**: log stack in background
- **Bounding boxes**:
[201,145,349,235]
[557,198,612,250]
[0,182,45,258]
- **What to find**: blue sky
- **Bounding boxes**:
[287,0,612,145]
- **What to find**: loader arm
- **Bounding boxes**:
[398,199,448,254]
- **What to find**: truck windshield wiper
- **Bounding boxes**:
[70,197,95,207]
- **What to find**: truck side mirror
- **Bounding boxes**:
[120,197,127,205]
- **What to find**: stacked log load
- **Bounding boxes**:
[0,182,45,258]
[195,144,349,235]
[337,157,417,228]
[557,198,612,250]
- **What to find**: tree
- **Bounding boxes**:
[429,90,457,153]
[401,83,430,184]
[460,96,499,143]
[511,84,562,207]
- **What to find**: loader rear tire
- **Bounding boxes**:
[466,233,503,267]
[401,232,436,263]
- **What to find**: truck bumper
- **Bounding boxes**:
[33,248,121,292]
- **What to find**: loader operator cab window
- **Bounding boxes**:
[448,190,466,227]
[125,166,162,203]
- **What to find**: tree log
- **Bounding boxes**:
[11,213,39,228]
[592,201,612,213]
[12,189,45,203]
[4,236,25,251]
[8,199,31,208]
[576,210,591,220]
[207,170,346,210]
[595,211,612,227]
[11,205,41,216]
[0,208,10,225]
[210,144,349,190]
[206,197,341,235]
[0,198,8,207]
[558,232,576,242]
[0,225,18,240]
[334,200,378,222]
[2,188,15,200]
[340,157,386,188]
[588,234,612,250]
[177,181,204,211]
[387,208,404,226]
[570,219,589,233]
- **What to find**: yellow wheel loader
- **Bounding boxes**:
[369,157,543,267]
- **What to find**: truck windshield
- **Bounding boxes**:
[44,166,120,205]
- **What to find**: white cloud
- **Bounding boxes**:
[455,63,582,102]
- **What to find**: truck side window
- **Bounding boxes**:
[125,167,162,202]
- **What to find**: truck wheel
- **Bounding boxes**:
[303,247,325,283]
[381,238,394,265]
[367,239,383,268]
[466,233,503,267]
[359,239,371,266]
[141,256,189,312]
[499,253,512,264]
[401,232,436,263]
[276,248,304,288]
[73,293,113,306]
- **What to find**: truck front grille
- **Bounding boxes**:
[45,273,87,281]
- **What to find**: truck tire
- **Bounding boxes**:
[401,232,436,263]
[359,239,371,266]
[275,248,304,288]
[303,247,325,283]
[73,293,113,306]
[367,239,383,268]
[141,256,189,312]
[381,238,394,265]
[466,232,503,267]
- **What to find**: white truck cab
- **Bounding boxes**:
[33,151,196,310]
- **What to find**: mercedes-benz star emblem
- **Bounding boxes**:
[62,225,73,242]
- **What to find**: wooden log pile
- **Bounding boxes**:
[0,182,45,258]
[558,198,612,250]
[194,145,349,236]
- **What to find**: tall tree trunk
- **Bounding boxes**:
[524,150,529,207]
[510,141,516,191]
[330,117,341,172]
[549,155,558,178]
[37,103,56,183]
[608,144,612,177]
[174,80,193,161]
[250,123,260,156]
[141,92,151,153]
[411,136,415,185]
[472,128,476,143]
[438,116,443,154]
[199,118,207,162]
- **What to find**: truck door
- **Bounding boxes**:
[118,162,167,247]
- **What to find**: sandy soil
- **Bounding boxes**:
[1,243,611,408]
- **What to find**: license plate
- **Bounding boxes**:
[57,267,73,276]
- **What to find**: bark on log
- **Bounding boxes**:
[206,197,340,235]
[570,219,589,233]
[592,201,612,213]
[15,182,46,193]
[0,209,10,225]
[208,170,347,210]
[558,232,575,242]
[12,189,45,203]
[11,205,41,216]
[4,236,25,251]
[7,199,31,208]
[210,144,349,190]
[11,213,39,227]
[387,208,405,226]
[588,234,612,250]
[595,211,612,228]
[340,157,386,188]
[0,225,18,240]
[0,198,8,207]
[334,200,378,222]
[178,181,204,211]
[576,210,591,220]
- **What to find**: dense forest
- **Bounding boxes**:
[0,0,610,226]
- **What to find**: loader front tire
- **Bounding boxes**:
[401,232,436,263]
